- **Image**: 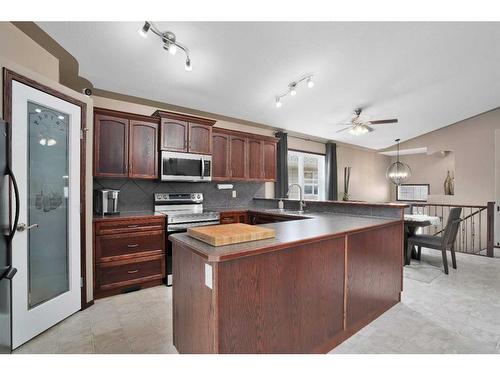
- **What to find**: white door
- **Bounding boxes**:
[11,80,81,349]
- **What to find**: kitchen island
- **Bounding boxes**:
[170,209,404,354]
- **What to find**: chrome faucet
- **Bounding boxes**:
[287,184,306,213]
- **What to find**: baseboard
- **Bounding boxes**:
[81,300,94,310]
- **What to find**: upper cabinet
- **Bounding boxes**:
[94,113,129,178]
[153,110,215,155]
[94,108,158,179]
[189,123,212,154]
[129,119,159,179]
[212,129,278,182]
[160,120,188,152]
[212,132,230,179]
[248,138,264,180]
[230,135,248,180]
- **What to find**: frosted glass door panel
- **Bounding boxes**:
[27,101,69,308]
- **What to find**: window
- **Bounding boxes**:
[396,184,430,202]
[287,150,325,200]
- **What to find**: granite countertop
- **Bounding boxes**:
[93,210,158,222]
[253,197,409,208]
[170,212,401,262]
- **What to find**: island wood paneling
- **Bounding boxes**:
[172,219,403,354]
[345,222,403,329]
[217,237,345,353]
[172,242,217,354]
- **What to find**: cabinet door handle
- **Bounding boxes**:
[127,269,139,274]
[127,225,139,228]
[127,244,139,248]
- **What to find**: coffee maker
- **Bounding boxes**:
[94,189,120,215]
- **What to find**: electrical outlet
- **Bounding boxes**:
[232,190,237,198]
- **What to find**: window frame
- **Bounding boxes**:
[287,149,326,201]
[396,183,430,202]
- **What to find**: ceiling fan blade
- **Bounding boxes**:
[369,119,398,125]
[335,126,352,133]
[366,125,375,132]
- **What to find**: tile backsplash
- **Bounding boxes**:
[93,179,265,212]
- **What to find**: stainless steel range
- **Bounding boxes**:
[154,192,220,286]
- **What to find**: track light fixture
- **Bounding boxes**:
[274,74,314,108]
[138,21,192,71]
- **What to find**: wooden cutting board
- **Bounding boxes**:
[187,223,276,247]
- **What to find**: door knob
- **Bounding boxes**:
[16,223,39,232]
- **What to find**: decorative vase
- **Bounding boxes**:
[444,170,452,195]
[343,166,351,201]
[450,172,455,195]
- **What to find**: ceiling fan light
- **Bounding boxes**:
[138,22,150,38]
[39,138,47,146]
[47,138,57,147]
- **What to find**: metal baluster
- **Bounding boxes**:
[471,208,475,253]
[479,208,482,252]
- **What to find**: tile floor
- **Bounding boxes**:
[14,248,500,354]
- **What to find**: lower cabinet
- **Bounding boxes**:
[93,216,165,299]
[219,211,248,224]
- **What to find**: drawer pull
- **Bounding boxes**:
[127,269,139,274]
[127,244,139,248]
[127,225,139,228]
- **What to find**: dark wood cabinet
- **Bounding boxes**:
[129,119,158,179]
[230,135,248,180]
[153,110,216,155]
[212,129,278,182]
[212,132,230,179]
[94,113,129,178]
[93,108,159,179]
[248,139,264,180]
[160,120,188,152]
[220,211,248,225]
[263,141,277,181]
[93,215,165,299]
[189,123,212,154]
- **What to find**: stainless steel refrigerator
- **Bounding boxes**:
[1,119,19,354]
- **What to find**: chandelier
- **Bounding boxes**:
[386,138,411,185]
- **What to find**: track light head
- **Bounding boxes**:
[289,83,297,96]
[185,58,192,71]
[138,22,150,38]
[275,97,282,108]
[307,77,314,88]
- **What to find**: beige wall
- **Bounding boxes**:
[384,108,500,206]
[389,151,455,201]
[0,22,94,302]
[337,144,391,202]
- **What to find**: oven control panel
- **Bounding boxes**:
[154,193,203,204]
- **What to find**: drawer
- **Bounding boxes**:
[96,255,165,291]
[95,230,165,263]
[220,215,237,224]
[95,216,164,235]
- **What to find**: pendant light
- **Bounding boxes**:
[386,138,411,185]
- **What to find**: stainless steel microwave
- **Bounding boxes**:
[160,151,212,182]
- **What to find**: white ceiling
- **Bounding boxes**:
[37,22,500,150]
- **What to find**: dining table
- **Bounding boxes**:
[403,214,442,265]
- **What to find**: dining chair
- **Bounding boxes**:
[406,207,462,274]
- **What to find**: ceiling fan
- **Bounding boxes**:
[335,108,398,136]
